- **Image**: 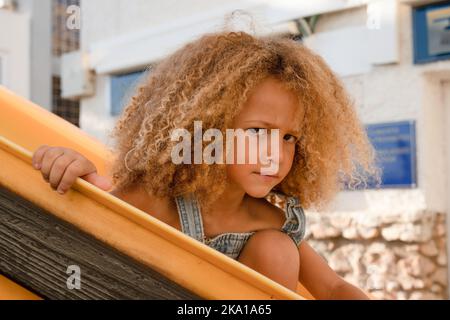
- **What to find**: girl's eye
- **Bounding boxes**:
[246,128,266,135]
[284,134,298,143]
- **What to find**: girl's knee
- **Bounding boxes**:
[245,229,299,259]
[238,229,300,283]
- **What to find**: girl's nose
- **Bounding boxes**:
[275,138,284,165]
[265,133,283,166]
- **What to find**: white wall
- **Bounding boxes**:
[0,9,30,99]
[304,1,400,77]
[326,2,450,213]
[77,0,450,215]
[18,0,52,110]
[80,0,232,48]
[79,0,270,146]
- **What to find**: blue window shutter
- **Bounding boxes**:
[413,1,450,64]
[110,70,145,116]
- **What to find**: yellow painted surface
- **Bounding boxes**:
[0,275,42,300]
[0,86,314,300]
[0,86,111,177]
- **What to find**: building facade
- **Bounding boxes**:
[2,0,450,299]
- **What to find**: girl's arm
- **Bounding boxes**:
[298,241,370,300]
[328,279,371,300]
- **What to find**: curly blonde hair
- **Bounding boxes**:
[108,30,381,212]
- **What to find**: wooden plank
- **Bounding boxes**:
[0,186,201,300]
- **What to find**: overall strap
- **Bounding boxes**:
[174,193,205,242]
[282,196,307,246]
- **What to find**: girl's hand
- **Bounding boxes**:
[32,145,112,195]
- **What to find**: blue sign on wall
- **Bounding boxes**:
[366,120,417,188]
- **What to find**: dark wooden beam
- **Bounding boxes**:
[0,186,201,300]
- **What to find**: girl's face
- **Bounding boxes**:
[226,77,304,198]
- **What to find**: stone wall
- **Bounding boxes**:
[305,210,448,300]
[268,193,448,300]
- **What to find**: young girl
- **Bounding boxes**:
[32,31,380,299]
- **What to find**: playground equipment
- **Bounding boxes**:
[0,86,314,300]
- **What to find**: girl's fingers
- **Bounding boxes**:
[48,156,77,190]
[81,172,113,191]
[56,160,86,194]
[40,148,65,182]
[32,146,105,194]
[32,145,50,169]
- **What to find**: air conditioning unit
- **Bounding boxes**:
[61,50,95,100]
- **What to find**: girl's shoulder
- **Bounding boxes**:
[246,195,290,230]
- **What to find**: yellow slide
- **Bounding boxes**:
[0,86,314,300]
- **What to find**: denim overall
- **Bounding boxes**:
[174,192,306,260]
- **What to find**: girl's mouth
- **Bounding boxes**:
[252,172,279,181]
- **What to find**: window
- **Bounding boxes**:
[52,0,80,56]
[110,70,146,116]
[51,0,80,126]
[413,1,450,64]
[52,76,80,127]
